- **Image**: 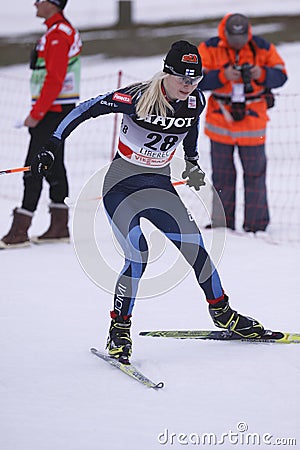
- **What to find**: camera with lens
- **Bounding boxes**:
[234,62,253,93]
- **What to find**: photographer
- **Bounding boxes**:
[198,13,287,233]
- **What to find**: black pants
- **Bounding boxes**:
[22,104,74,212]
[210,141,270,231]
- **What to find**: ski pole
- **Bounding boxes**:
[172,180,187,187]
[0,165,31,176]
[64,180,188,207]
[91,179,187,200]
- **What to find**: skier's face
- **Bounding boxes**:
[163,75,197,101]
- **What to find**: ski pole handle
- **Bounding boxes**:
[0,165,31,176]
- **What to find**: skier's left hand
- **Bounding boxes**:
[182,160,206,190]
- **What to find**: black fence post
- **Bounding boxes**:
[117,1,133,27]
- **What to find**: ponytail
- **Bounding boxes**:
[127,72,174,118]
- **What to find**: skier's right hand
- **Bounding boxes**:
[31,149,55,178]
[31,137,61,178]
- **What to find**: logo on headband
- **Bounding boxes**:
[181,54,198,64]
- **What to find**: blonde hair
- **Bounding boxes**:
[127,71,174,118]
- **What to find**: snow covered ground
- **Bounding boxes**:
[1,2,300,450]
[1,201,299,450]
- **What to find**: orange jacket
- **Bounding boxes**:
[198,14,287,146]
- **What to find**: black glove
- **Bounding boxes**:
[31,149,55,178]
[182,160,206,190]
[31,137,61,178]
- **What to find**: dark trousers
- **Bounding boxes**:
[210,141,270,231]
[103,173,224,317]
[22,105,74,212]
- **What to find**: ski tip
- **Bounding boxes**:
[90,347,99,354]
[153,381,164,389]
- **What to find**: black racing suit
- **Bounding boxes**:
[51,84,224,316]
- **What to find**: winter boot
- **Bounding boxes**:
[208,295,265,338]
[31,202,70,244]
[0,207,33,249]
[106,314,132,364]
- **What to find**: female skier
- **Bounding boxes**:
[32,41,264,363]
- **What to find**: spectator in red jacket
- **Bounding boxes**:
[0,0,82,249]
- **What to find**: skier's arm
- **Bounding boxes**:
[30,89,136,177]
[181,113,206,190]
[53,89,136,143]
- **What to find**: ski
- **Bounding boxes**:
[90,348,164,389]
[139,329,300,344]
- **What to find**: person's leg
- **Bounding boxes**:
[238,144,270,232]
[145,191,223,302]
[103,189,149,362]
[210,140,236,230]
[46,139,69,205]
[31,143,70,242]
[104,190,149,317]
[22,112,65,212]
[45,105,75,206]
[0,120,48,247]
[32,106,74,242]
[146,182,264,338]
[103,177,265,362]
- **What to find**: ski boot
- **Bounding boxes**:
[106,314,132,364]
[208,295,265,339]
